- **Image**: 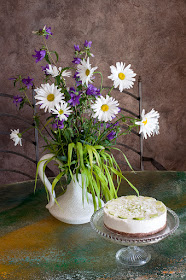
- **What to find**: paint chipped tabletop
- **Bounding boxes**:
[0,171,185,280]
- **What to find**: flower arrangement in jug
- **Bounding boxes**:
[10,26,160,209]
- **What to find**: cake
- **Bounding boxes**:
[103,195,167,236]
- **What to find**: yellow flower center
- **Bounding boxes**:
[101,104,109,112]
[59,109,64,115]
[47,94,55,102]
[86,69,90,76]
[142,118,147,125]
[118,72,125,80]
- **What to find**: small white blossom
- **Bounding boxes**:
[135,109,160,139]
[46,65,61,77]
[108,62,136,92]
[46,65,71,79]
[77,57,97,86]
[61,70,71,79]
[10,129,22,146]
[51,101,73,121]
[91,95,120,122]
[34,83,64,113]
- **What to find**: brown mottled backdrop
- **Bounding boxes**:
[0,0,186,184]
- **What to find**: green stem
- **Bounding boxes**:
[96,115,137,144]
[21,126,33,135]
[108,86,114,96]
[24,92,34,110]
[94,71,103,92]
[39,118,55,140]
[43,37,56,65]
[85,117,94,142]
[117,125,136,137]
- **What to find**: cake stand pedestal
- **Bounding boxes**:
[116,246,151,266]
[90,208,179,266]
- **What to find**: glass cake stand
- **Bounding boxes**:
[90,207,179,266]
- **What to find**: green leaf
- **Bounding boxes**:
[83,168,97,211]
[57,155,67,162]
[52,171,65,193]
[45,53,51,64]
[112,147,134,171]
[68,143,75,166]
[104,164,117,199]
[53,51,59,62]
[76,142,85,169]
[110,167,139,196]
[85,145,93,170]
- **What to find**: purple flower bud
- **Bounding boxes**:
[84,40,92,48]
[86,84,100,96]
[73,72,79,80]
[74,45,80,52]
[107,131,116,141]
[45,26,52,39]
[52,119,64,130]
[41,64,49,75]
[22,76,34,89]
[72,57,81,64]
[69,87,76,93]
[106,122,119,129]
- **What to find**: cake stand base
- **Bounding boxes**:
[116,246,151,266]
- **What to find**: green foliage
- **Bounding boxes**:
[36,142,139,211]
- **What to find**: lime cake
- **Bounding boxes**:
[103,195,167,236]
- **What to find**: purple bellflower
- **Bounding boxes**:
[84,40,92,48]
[52,119,64,130]
[107,131,116,141]
[68,94,80,106]
[32,50,46,63]
[69,87,76,93]
[22,76,34,89]
[74,45,80,52]
[41,64,49,75]
[73,72,82,86]
[44,26,52,39]
[106,121,119,129]
[72,57,81,64]
[68,88,81,106]
[13,95,23,106]
[86,84,100,96]
[73,72,79,80]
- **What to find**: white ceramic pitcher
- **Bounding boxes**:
[38,153,104,224]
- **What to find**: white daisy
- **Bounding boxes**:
[10,129,22,146]
[91,95,120,122]
[135,109,160,139]
[46,65,61,77]
[61,69,71,80]
[46,65,71,79]
[108,62,136,92]
[34,83,64,113]
[51,101,73,121]
[77,57,97,86]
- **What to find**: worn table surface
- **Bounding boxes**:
[0,171,185,280]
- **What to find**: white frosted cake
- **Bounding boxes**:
[103,195,167,236]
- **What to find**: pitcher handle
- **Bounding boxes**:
[38,153,61,209]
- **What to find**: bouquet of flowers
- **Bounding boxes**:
[10,26,160,209]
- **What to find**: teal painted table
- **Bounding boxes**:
[0,172,185,280]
